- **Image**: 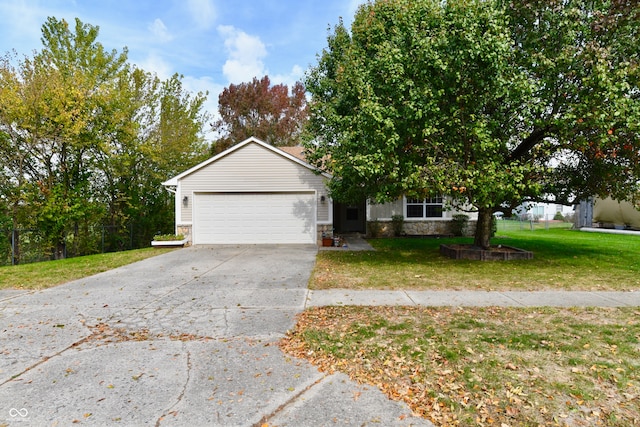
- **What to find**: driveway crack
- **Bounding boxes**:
[155,345,192,427]
[253,374,326,427]
[0,314,95,386]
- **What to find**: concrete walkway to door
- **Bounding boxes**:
[0,245,429,427]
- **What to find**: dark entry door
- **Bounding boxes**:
[334,201,366,233]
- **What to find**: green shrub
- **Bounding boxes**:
[367,220,382,238]
[554,211,565,221]
[451,214,469,236]
[153,234,185,241]
[391,214,404,237]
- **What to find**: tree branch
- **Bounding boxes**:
[509,126,553,161]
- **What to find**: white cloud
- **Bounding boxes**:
[271,64,304,88]
[187,0,217,29]
[136,52,173,80]
[217,25,267,84]
[148,18,173,43]
[0,2,59,54]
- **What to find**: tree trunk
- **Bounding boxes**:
[473,207,494,250]
[11,203,20,265]
[11,229,20,266]
[53,238,66,260]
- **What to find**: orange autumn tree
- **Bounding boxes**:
[212,76,308,153]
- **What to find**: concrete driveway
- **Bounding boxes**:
[0,245,429,426]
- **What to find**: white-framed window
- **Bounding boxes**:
[405,196,444,218]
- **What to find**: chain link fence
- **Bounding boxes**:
[0,223,143,266]
[495,214,575,233]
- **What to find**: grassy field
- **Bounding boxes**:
[0,247,175,290]
[282,226,640,426]
[311,225,640,291]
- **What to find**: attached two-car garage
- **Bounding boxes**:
[162,137,332,246]
[192,192,317,244]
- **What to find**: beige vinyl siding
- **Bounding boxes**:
[179,143,329,223]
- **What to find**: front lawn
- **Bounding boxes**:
[282,306,640,426]
[283,227,640,426]
[0,248,175,290]
[311,227,640,291]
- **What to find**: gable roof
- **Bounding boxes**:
[162,136,330,187]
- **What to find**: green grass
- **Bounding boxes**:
[0,248,175,290]
[284,225,640,425]
[312,226,640,291]
[282,306,640,426]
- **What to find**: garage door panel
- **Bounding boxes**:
[193,193,315,244]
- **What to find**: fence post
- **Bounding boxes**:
[11,229,15,266]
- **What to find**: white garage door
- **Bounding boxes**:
[193,192,316,244]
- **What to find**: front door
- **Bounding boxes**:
[334,201,366,233]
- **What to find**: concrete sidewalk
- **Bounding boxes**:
[306,289,640,307]
[312,235,640,308]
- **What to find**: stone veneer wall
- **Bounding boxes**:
[317,224,333,245]
[177,225,192,242]
[368,220,477,237]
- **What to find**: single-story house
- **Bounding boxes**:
[162,137,477,245]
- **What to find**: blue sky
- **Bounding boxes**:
[0,0,365,120]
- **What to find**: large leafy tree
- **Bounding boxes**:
[0,17,209,262]
[304,0,640,249]
[0,16,118,259]
[35,17,128,257]
[129,73,210,242]
[212,75,308,153]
